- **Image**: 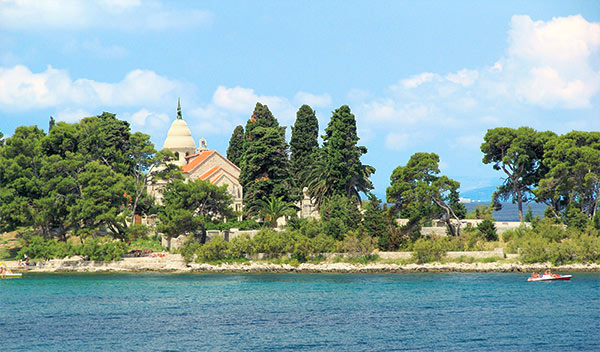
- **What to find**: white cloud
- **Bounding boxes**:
[400,72,438,89]
[294,92,332,108]
[211,85,298,125]
[0,65,181,110]
[129,109,169,127]
[55,108,91,123]
[213,86,259,112]
[445,69,479,87]
[505,14,600,108]
[0,0,213,31]
[357,14,600,138]
[384,132,412,151]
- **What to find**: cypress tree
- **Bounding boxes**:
[290,105,319,188]
[239,103,296,215]
[321,105,374,201]
[226,125,244,167]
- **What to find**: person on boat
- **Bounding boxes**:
[531,272,539,278]
[544,269,551,277]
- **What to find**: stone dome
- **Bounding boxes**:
[163,119,196,151]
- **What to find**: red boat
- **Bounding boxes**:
[528,274,572,282]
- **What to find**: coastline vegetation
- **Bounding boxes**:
[1,104,598,265]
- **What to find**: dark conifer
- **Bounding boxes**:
[290,105,319,189]
[239,103,296,215]
[226,125,244,167]
[319,105,374,202]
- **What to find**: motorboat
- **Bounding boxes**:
[0,262,22,279]
[1,272,22,278]
[528,274,571,282]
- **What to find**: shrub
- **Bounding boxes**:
[78,239,128,261]
[411,237,446,264]
[18,235,54,260]
[178,236,200,264]
[477,219,497,241]
[126,224,150,242]
[196,236,232,262]
[519,233,549,264]
[336,233,376,257]
[252,229,294,258]
[229,233,255,258]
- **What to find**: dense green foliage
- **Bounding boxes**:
[304,105,374,208]
[157,179,235,243]
[226,125,245,167]
[536,131,600,222]
[17,235,129,261]
[481,127,555,221]
[387,152,465,236]
[239,103,296,215]
[289,105,320,190]
[503,219,600,264]
[0,113,175,241]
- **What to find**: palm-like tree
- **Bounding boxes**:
[302,157,375,209]
[254,196,296,228]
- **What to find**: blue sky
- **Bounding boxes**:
[1,0,599,200]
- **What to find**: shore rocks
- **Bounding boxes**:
[6,255,600,273]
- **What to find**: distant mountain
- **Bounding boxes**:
[460,186,497,203]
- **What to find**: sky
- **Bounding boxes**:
[1,0,599,200]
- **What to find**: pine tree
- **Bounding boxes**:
[226,125,245,167]
[305,105,374,207]
[290,105,319,188]
[239,103,296,215]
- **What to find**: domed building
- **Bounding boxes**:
[150,100,243,215]
[162,101,197,166]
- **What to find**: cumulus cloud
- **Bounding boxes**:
[0,0,213,31]
[504,15,600,108]
[357,14,600,150]
[129,109,169,127]
[445,69,479,87]
[294,92,332,108]
[55,108,92,123]
[400,72,439,89]
[384,132,412,151]
[0,65,181,110]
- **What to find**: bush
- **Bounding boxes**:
[252,229,294,258]
[336,233,376,257]
[126,224,150,242]
[477,219,497,241]
[196,236,232,262]
[519,233,550,264]
[79,238,128,261]
[178,236,200,264]
[411,237,446,264]
[229,234,255,258]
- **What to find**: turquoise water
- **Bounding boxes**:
[1,273,599,351]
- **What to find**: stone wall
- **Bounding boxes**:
[377,248,505,260]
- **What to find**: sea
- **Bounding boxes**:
[1,273,598,351]
[463,202,547,222]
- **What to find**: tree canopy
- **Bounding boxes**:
[239,103,296,215]
[290,105,319,189]
[386,152,465,236]
[226,125,245,167]
[157,179,234,243]
[536,131,600,221]
[304,105,374,208]
[481,127,555,221]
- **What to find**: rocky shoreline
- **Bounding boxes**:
[4,254,600,274]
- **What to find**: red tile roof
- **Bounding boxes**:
[199,166,221,181]
[181,150,215,173]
